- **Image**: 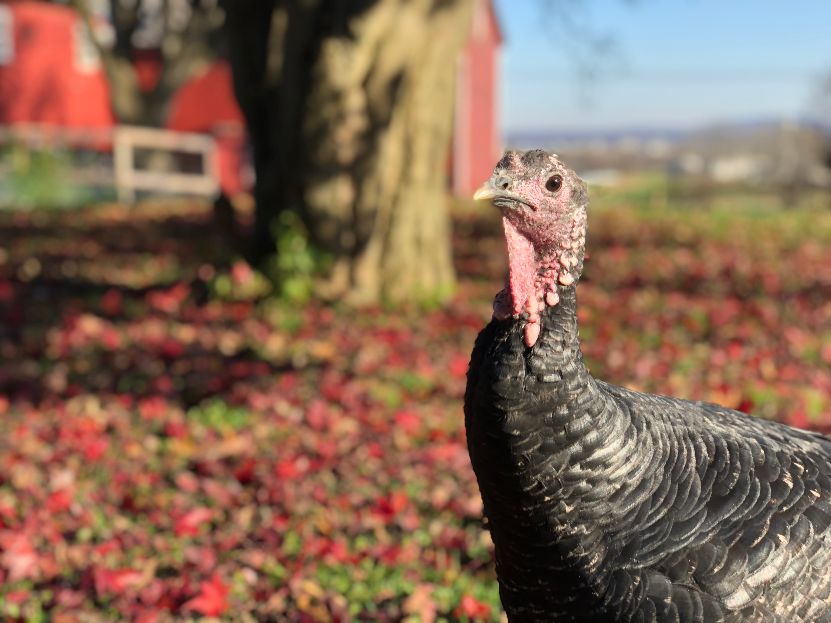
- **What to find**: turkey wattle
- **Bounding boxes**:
[464,149,831,622]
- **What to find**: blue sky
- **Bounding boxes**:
[495,0,831,133]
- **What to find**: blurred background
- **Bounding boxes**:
[0,0,829,621]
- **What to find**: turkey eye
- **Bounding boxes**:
[545,175,563,193]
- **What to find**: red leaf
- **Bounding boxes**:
[275,457,305,479]
[100,288,123,315]
[449,354,469,379]
[306,399,329,430]
[455,594,491,620]
[94,567,143,596]
[426,442,463,463]
[82,435,109,462]
[134,610,161,623]
[372,491,409,520]
[394,410,421,434]
[367,442,383,459]
[182,574,229,617]
[735,398,754,413]
[164,420,189,439]
[146,283,189,314]
[54,588,85,608]
[184,545,218,573]
[0,280,14,302]
[46,489,73,513]
[138,396,169,421]
[231,261,254,284]
[101,326,122,350]
[0,504,16,529]
[157,338,185,359]
[404,584,437,623]
[6,590,29,605]
[174,508,213,537]
[233,457,257,484]
[0,532,38,581]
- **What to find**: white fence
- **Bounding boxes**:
[113,125,217,203]
[0,124,220,203]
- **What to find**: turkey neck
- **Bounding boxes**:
[530,285,633,515]
[534,283,586,374]
[473,282,637,531]
[470,283,646,609]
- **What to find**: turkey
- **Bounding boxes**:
[464,149,831,622]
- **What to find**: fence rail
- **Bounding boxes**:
[0,124,114,149]
[113,125,218,203]
[0,124,220,203]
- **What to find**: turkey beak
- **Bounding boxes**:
[473,182,498,202]
[474,175,513,201]
[474,177,532,212]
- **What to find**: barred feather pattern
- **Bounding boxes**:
[464,285,831,623]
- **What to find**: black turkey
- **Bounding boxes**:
[464,149,831,622]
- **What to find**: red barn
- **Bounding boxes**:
[0,1,113,134]
[166,61,248,197]
[452,0,503,196]
[0,0,502,198]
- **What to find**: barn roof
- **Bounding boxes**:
[476,0,503,46]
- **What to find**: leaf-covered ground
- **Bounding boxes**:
[0,196,830,622]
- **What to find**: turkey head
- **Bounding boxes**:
[474,149,589,347]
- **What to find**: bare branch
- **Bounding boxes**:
[537,0,626,102]
[109,0,141,57]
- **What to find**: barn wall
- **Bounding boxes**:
[451,0,502,196]
[0,2,113,132]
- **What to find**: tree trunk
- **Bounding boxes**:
[223,0,474,304]
[222,0,315,265]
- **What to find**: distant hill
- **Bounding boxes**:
[505,117,831,188]
[506,117,831,151]
[507,127,688,150]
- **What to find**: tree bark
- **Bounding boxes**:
[223,0,474,304]
[222,0,317,265]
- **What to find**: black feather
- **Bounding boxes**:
[465,285,831,622]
